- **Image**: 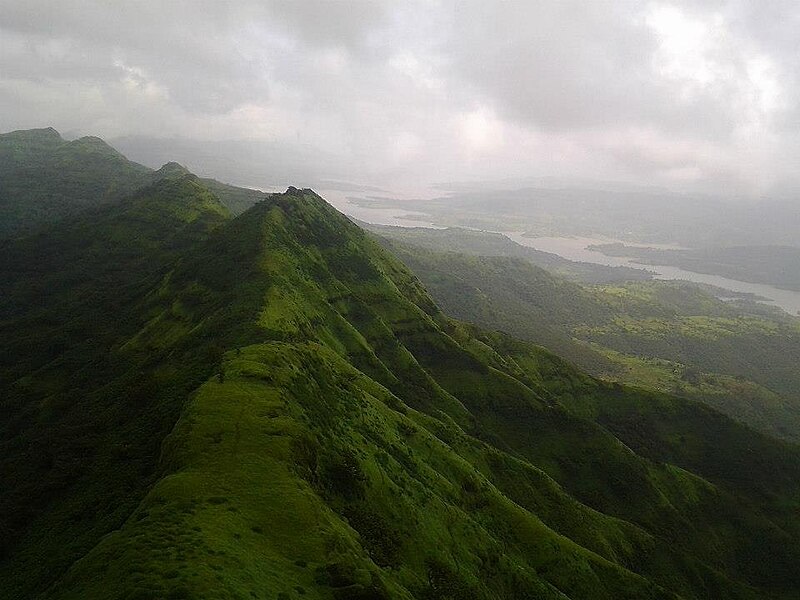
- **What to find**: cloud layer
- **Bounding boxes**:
[1,0,798,196]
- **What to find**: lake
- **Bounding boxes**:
[505,234,800,316]
[325,194,800,316]
[321,189,445,229]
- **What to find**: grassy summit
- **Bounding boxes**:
[2,176,800,599]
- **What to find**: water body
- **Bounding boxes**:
[322,190,444,229]
[506,234,800,316]
[324,194,800,316]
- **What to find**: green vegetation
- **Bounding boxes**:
[0,127,264,237]
[590,243,800,292]
[0,172,238,598]
[372,231,800,443]
[2,149,800,598]
[579,283,800,409]
[365,223,651,283]
[198,177,265,216]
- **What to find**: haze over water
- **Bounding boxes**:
[328,194,800,317]
[506,234,800,316]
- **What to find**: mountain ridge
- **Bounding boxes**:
[0,127,265,237]
[1,153,799,598]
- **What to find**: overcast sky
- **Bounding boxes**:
[2,1,799,197]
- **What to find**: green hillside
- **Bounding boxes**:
[370,232,800,443]
[0,128,264,237]
[363,223,651,284]
[2,181,800,599]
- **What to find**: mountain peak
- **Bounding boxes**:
[125,170,229,225]
[0,126,64,146]
[10,126,61,138]
[284,185,321,198]
[29,126,63,140]
[155,161,192,178]
[64,135,127,159]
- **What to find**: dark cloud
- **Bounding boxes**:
[0,0,798,196]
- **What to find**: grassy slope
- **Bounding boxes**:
[200,177,266,216]
[1,189,796,598]
[372,238,615,372]
[0,173,238,598]
[0,128,264,237]
[0,128,153,236]
[363,223,651,284]
[44,343,673,600]
[374,235,800,442]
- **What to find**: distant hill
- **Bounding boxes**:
[352,186,800,248]
[363,222,651,284]
[2,173,800,598]
[370,228,800,443]
[591,242,800,293]
[0,127,264,237]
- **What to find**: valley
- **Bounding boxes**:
[2,128,799,600]
[335,194,800,316]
